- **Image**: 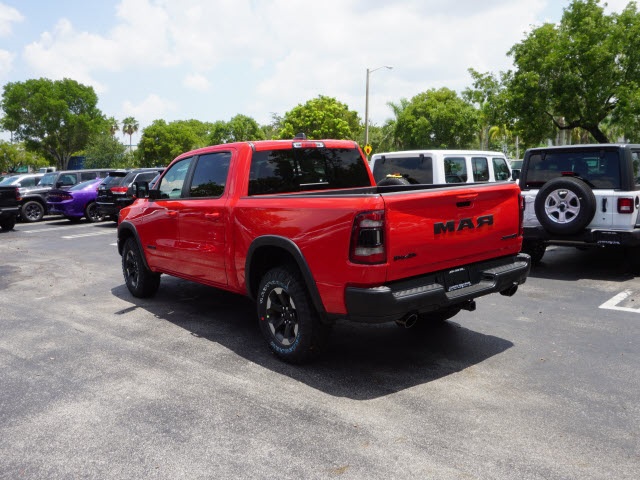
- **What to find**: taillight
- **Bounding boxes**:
[618,198,634,214]
[519,193,524,235]
[111,186,128,193]
[350,210,386,264]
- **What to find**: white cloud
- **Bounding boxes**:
[122,93,177,126]
[0,3,23,37]
[0,49,14,77]
[183,73,210,92]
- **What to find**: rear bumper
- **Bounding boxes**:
[0,206,19,218]
[344,253,531,324]
[97,198,133,216]
[524,225,640,247]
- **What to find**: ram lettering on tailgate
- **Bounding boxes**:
[434,214,494,235]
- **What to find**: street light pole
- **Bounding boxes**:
[364,65,393,150]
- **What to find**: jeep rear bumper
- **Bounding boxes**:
[344,253,531,324]
[524,226,640,247]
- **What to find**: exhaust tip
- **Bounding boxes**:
[500,284,519,297]
[396,312,418,329]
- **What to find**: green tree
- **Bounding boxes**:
[463,68,508,150]
[0,78,105,170]
[0,140,49,173]
[277,95,361,140]
[506,0,640,144]
[137,119,207,167]
[122,116,139,150]
[83,132,128,169]
[394,88,479,149]
[226,114,265,142]
[108,117,119,136]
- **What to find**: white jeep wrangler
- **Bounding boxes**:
[519,144,640,268]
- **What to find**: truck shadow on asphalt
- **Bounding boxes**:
[111,277,513,400]
[527,245,636,282]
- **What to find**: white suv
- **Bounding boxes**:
[519,144,640,267]
[369,150,513,186]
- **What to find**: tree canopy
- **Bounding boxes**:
[277,95,361,140]
[136,119,210,167]
[393,88,479,149]
[83,132,128,169]
[0,78,106,170]
[507,0,640,144]
[0,140,49,173]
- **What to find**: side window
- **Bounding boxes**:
[21,177,36,187]
[157,158,193,199]
[136,172,159,183]
[59,174,77,186]
[492,157,511,181]
[472,157,489,181]
[189,152,231,198]
[632,151,640,185]
[444,157,468,183]
[80,172,99,181]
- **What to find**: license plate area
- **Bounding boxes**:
[444,267,472,292]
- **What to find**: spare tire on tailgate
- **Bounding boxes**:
[534,176,596,235]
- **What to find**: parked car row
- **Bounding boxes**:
[0,167,165,227]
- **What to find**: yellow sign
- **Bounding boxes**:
[364,144,372,156]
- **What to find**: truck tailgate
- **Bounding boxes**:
[382,182,522,282]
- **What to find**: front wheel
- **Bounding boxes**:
[257,266,330,363]
[21,200,45,222]
[122,237,160,298]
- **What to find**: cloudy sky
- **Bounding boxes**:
[0,0,632,144]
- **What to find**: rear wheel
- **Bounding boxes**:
[0,216,16,231]
[21,200,45,222]
[122,237,160,297]
[85,202,104,223]
[522,240,546,265]
[257,266,330,363]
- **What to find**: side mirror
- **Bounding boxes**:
[56,182,63,188]
[512,170,520,181]
[132,181,149,199]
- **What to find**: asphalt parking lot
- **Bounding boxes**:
[1,218,639,479]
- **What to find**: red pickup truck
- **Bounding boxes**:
[117,137,530,363]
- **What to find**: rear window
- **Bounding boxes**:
[248,147,370,195]
[101,172,129,187]
[372,155,433,184]
[524,151,621,189]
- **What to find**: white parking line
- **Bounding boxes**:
[22,224,100,233]
[599,290,640,313]
[62,231,115,239]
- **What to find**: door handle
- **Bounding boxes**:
[205,212,221,221]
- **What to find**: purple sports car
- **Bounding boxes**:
[47,178,105,222]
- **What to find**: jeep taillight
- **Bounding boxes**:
[618,198,634,214]
[111,186,128,193]
[350,210,386,264]
[519,193,524,235]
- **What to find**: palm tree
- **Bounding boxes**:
[108,117,119,136]
[122,116,139,151]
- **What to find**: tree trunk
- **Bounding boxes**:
[586,125,609,143]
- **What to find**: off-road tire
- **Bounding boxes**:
[122,237,161,298]
[534,177,596,235]
[257,266,330,364]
